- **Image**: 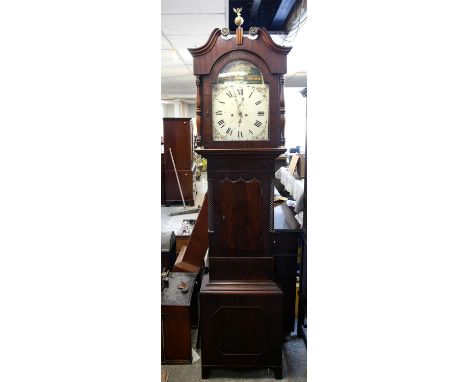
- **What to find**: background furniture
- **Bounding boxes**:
[273,202,301,336]
[161,152,166,204]
[161,272,196,364]
[163,118,194,206]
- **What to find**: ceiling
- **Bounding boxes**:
[227,0,300,32]
[161,0,307,99]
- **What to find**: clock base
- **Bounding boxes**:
[199,273,283,379]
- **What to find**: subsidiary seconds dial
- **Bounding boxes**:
[212,83,269,141]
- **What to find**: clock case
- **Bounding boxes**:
[190,28,291,278]
[190,27,291,379]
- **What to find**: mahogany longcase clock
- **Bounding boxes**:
[190,10,291,379]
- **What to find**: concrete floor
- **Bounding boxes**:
[161,172,307,381]
[162,328,307,382]
[161,173,207,234]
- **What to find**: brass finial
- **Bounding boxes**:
[233,7,244,44]
[233,7,244,27]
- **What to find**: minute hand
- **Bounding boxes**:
[232,87,244,125]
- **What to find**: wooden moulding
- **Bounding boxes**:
[209,257,274,281]
[195,75,203,147]
[279,75,286,147]
[188,28,291,75]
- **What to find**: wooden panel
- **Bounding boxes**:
[209,257,273,281]
[161,312,191,364]
[164,170,193,202]
[218,178,262,256]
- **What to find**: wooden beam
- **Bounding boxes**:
[271,0,296,28]
[250,0,262,18]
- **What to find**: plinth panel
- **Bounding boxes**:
[200,275,283,372]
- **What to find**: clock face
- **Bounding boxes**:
[212,60,269,141]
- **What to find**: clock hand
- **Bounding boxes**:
[231,87,244,126]
[232,85,240,107]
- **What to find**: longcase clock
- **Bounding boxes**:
[189,9,291,379]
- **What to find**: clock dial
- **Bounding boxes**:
[212,83,269,141]
[211,60,269,141]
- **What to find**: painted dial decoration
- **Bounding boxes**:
[212,60,269,141]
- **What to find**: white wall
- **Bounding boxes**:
[161,102,174,117]
[161,100,196,118]
[284,87,307,151]
[161,100,196,140]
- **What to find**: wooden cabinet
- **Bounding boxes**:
[297,231,307,344]
[163,118,194,205]
[273,203,301,337]
[161,152,166,204]
[161,272,196,364]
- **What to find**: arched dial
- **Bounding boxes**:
[212,83,269,141]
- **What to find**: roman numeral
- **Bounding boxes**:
[218,119,225,125]
[238,131,243,138]
[215,111,222,115]
[254,120,262,127]
[226,127,233,135]
[255,100,262,105]
[237,88,243,95]
[249,130,253,135]
[249,91,253,98]
[258,111,264,116]
[226,91,233,97]
[218,100,225,104]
